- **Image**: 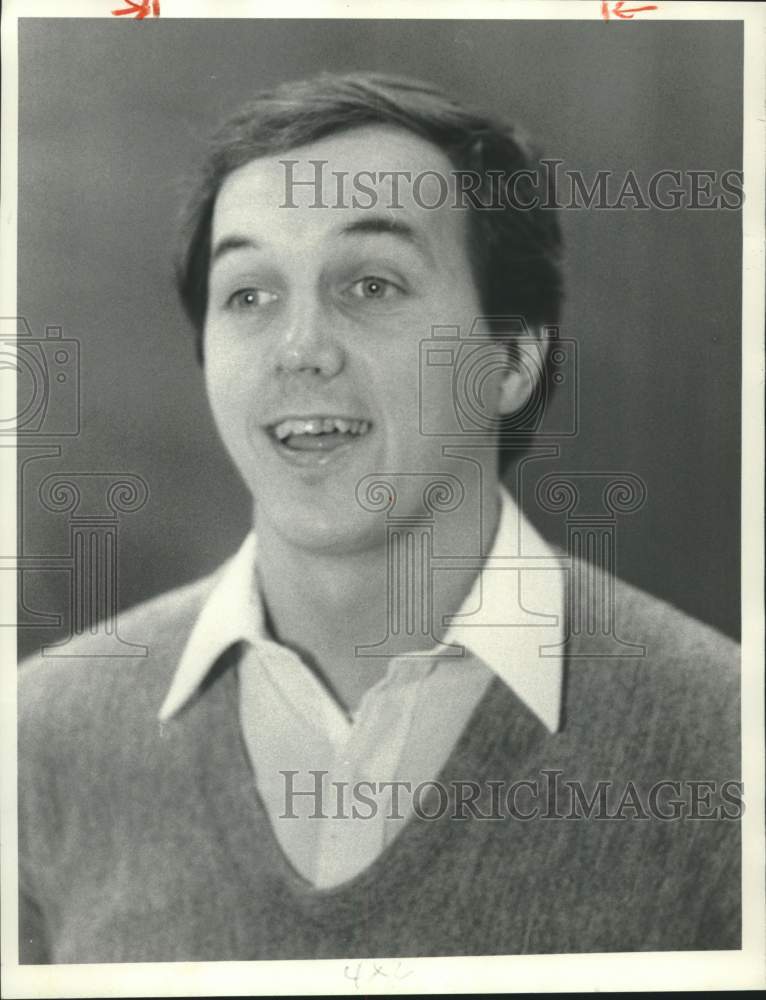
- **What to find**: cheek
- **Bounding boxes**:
[204,327,258,393]
[370,347,422,422]
[203,352,252,442]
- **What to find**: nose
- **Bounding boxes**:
[273,297,344,378]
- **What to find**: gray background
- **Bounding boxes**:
[15,18,742,656]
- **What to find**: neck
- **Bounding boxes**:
[253,482,504,710]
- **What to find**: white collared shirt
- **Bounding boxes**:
[159,487,565,888]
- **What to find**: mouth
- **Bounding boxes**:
[265,415,373,462]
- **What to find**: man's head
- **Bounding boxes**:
[175,73,563,552]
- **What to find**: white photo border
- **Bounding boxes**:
[1,1,763,995]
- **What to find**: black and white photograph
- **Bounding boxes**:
[2,1,764,995]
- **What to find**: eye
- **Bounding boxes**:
[347,276,402,301]
[226,288,278,311]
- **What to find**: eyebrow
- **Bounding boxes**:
[339,217,433,262]
[209,216,433,267]
[210,236,259,265]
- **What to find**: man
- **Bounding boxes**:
[18,73,740,963]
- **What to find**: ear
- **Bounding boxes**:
[497,329,550,417]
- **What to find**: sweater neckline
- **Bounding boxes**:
[194,643,555,926]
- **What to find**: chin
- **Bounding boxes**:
[259,498,387,555]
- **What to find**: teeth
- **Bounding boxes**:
[272,417,371,440]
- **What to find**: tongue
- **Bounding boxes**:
[286,431,353,451]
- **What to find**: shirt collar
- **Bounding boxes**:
[158,487,565,732]
[158,533,262,722]
[442,489,565,733]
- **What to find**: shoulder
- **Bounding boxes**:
[611,569,737,657]
[18,572,217,741]
[16,571,226,924]
[606,568,739,685]
[565,557,739,676]
[562,563,740,773]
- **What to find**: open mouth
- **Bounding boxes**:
[267,416,373,453]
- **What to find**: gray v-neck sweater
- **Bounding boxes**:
[18,565,741,963]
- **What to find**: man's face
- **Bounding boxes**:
[204,125,507,554]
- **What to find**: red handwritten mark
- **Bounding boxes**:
[111,0,160,17]
[601,1,658,20]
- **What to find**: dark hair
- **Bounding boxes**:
[175,72,563,473]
